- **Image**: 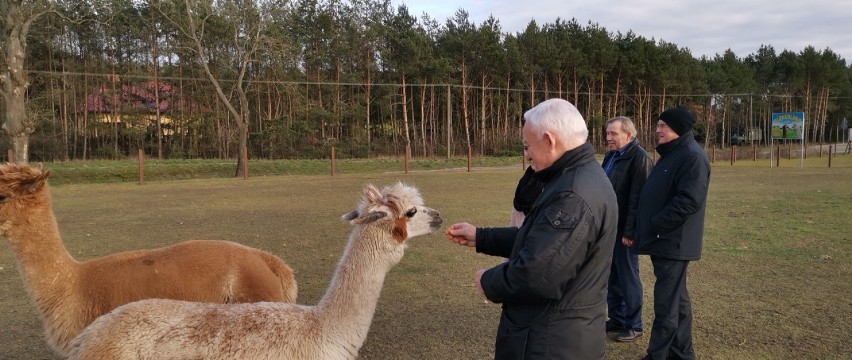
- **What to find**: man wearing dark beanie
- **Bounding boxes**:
[636,106,710,360]
[658,107,696,136]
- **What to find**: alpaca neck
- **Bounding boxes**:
[316,226,400,348]
[4,198,78,305]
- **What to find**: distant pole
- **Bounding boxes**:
[6,149,13,163]
[137,149,144,185]
[330,145,336,176]
[467,147,472,172]
[753,142,757,162]
[446,86,452,160]
[770,140,776,167]
[828,145,833,168]
[776,146,781,167]
[730,145,735,165]
[711,145,716,164]
[404,144,410,175]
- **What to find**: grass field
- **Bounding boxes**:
[1,156,850,359]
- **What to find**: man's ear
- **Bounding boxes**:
[543,131,557,150]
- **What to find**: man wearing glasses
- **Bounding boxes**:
[636,107,710,360]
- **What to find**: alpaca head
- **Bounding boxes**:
[0,163,51,237]
[341,183,442,245]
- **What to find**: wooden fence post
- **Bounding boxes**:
[331,146,336,176]
[776,146,781,167]
[404,144,410,175]
[730,145,736,165]
[138,149,144,185]
[828,145,832,168]
[711,145,716,164]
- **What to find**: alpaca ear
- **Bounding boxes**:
[341,210,358,221]
[362,184,381,204]
[347,210,386,225]
[21,171,49,195]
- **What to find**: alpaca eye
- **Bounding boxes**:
[405,208,417,218]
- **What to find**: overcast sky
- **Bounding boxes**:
[392,0,852,63]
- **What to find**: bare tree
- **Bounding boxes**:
[158,0,268,176]
[1,0,52,163]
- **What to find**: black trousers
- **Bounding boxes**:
[646,256,695,360]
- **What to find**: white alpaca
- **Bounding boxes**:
[0,163,297,357]
[67,183,442,360]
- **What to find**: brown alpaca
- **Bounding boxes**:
[68,183,442,360]
[0,163,298,357]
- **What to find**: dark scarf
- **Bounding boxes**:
[512,166,544,215]
[656,131,694,157]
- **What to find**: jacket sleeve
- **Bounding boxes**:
[623,154,653,239]
[650,152,710,234]
[475,227,518,258]
[480,194,595,305]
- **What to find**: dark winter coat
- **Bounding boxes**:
[602,139,653,239]
[475,143,618,360]
[636,132,710,260]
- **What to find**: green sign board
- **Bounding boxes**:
[771,112,805,140]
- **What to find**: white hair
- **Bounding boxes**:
[523,98,588,149]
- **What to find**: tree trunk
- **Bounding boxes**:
[365,61,372,156]
[461,61,471,161]
[420,79,429,157]
[400,74,411,151]
[0,0,50,163]
[480,72,487,156]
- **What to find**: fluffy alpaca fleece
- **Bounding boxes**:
[67,182,442,360]
[0,163,297,356]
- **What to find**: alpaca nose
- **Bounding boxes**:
[428,209,443,228]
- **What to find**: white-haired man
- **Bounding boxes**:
[446,98,618,359]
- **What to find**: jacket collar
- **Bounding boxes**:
[656,131,694,157]
[533,142,597,184]
[607,138,641,158]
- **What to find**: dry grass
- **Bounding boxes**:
[1,157,850,359]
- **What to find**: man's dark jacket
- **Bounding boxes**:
[475,143,618,359]
[636,132,710,260]
[602,139,653,239]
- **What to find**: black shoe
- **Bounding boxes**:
[605,320,624,332]
[615,329,643,342]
